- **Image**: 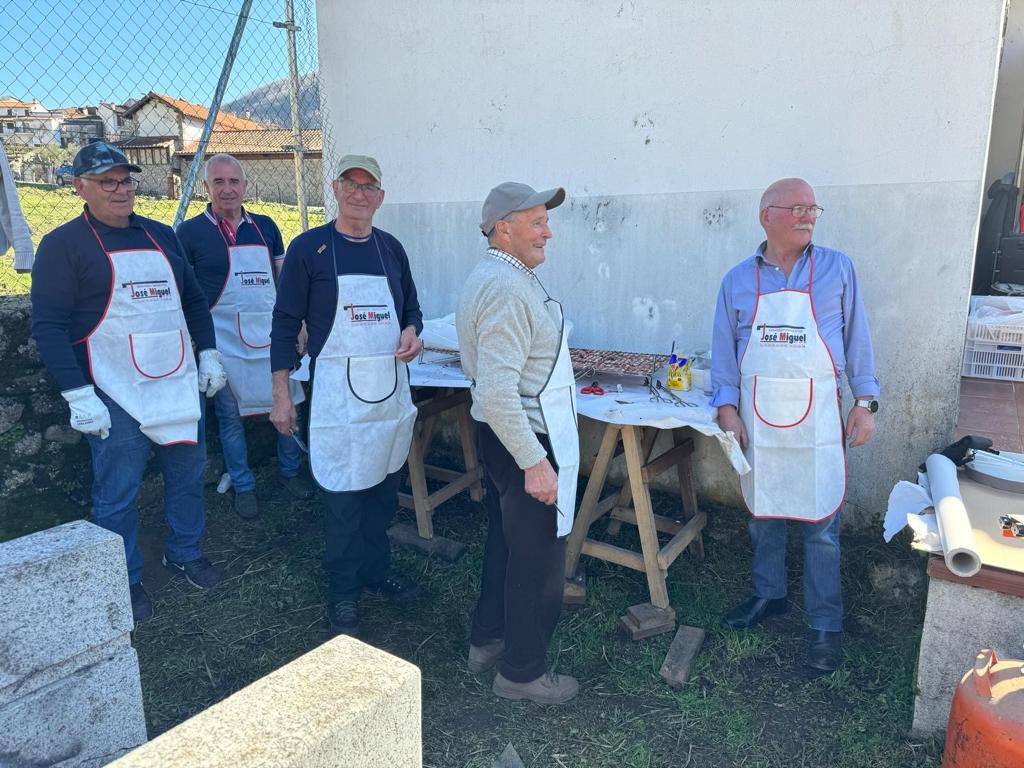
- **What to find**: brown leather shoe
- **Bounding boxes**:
[467,639,505,673]
[493,670,579,705]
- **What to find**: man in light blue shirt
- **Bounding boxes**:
[711,177,879,674]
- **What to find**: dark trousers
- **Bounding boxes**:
[323,472,400,603]
[470,421,566,683]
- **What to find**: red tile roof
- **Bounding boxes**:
[123,92,268,131]
[177,129,323,157]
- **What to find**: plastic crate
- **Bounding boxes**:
[961,339,1024,381]
[966,317,1024,346]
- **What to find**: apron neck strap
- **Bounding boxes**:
[755,243,815,293]
[83,211,163,255]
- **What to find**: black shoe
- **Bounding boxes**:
[278,474,314,500]
[327,600,360,636]
[806,630,843,673]
[234,490,259,519]
[162,555,225,589]
[129,582,153,624]
[722,595,789,630]
[364,574,420,602]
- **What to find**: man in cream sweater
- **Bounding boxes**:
[456,181,580,705]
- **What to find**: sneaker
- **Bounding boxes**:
[327,600,360,636]
[467,639,505,673]
[278,474,314,500]
[364,574,420,602]
[493,670,580,705]
[162,555,225,589]
[129,582,153,624]
[234,490,259,519]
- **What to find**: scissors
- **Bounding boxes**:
[580,381,605,395]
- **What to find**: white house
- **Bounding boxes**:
[316,0,1009,523]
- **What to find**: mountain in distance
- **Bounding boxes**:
[224,72,320,129]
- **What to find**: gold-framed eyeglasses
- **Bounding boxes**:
[339,179,381,195]
[767,204,824,219]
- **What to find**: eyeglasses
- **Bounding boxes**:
[86,176,141,192]
[338,179,381,195]
[767,205,824,219]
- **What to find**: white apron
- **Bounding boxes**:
[82,213,201,445]
[535,289,580,538]
[308,227,417,492]
[738,250,846,521]
[208,217,304,415]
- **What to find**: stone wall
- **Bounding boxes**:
[0,295,91,503]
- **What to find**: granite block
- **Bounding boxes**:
[111,636,421,768]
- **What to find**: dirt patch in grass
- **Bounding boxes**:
[1,444,943,767]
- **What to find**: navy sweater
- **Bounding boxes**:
[270,224,423,372]
[30,207,216,392]
[176,206,286,307]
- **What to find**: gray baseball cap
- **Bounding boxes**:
[336,154,382,183]
[480,182,565,236]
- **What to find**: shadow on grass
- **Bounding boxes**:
[3,443,944,768]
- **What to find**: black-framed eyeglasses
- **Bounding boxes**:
[338,179,381,195]
[85,176,141,193]
[767,204,824,219]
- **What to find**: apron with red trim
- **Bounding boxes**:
[738,252,845,521]
[82,214,200,445]
[209,216,304,415]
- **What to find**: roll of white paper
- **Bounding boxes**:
[924,453,982,577]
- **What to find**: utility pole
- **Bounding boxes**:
[174,0,253,227]
[275,0,308,231]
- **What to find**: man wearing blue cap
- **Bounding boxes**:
[31,141,229,623]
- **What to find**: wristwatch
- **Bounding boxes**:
[854,398,879,413]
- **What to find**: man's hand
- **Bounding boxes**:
[197,349,228,398]
[269,370,297,436]
[62,385,111,440]
[846,405,876,447]
[524,457,559,506]
[717,404,748,450]
[297,321,308,356]
[395,325,423,362]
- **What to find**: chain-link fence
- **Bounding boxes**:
[1,0,334,294]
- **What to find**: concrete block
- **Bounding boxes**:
[911,577,1024,736]
[110,636,422,768]
[0,520,132,693]
[0,643,147,768]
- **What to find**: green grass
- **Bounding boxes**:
[1,184,327,294]
[0,436,943,768]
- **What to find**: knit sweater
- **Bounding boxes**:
[456,256,561,469]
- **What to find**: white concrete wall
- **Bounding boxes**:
[984,0,1024,193]
[132,101,180,138]
[182,116,204,144]
[317,0,1006,523]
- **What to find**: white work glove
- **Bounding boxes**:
[61,385,111,440]
[197,348,228,398]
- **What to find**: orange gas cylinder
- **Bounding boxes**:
[942,648,1024,768]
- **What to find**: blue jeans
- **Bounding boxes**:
[212,385,302,493]
[87,391,207,585]
[748,512,843,632]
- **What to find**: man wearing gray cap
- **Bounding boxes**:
[270,154,423,637]
[31,141,228,624]
[456,182,581,704]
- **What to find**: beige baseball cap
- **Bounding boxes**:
[336,154,382,183]
[481,181,565,236]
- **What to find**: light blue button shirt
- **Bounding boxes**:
[710,243,880,408]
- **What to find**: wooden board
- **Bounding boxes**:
[659,625,706,689]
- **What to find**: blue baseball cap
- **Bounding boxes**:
[72,141,141,177]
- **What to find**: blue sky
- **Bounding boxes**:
[2,0,319,108]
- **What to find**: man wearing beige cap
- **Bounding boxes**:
[456,181,581,704]
[270,154,423,636]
